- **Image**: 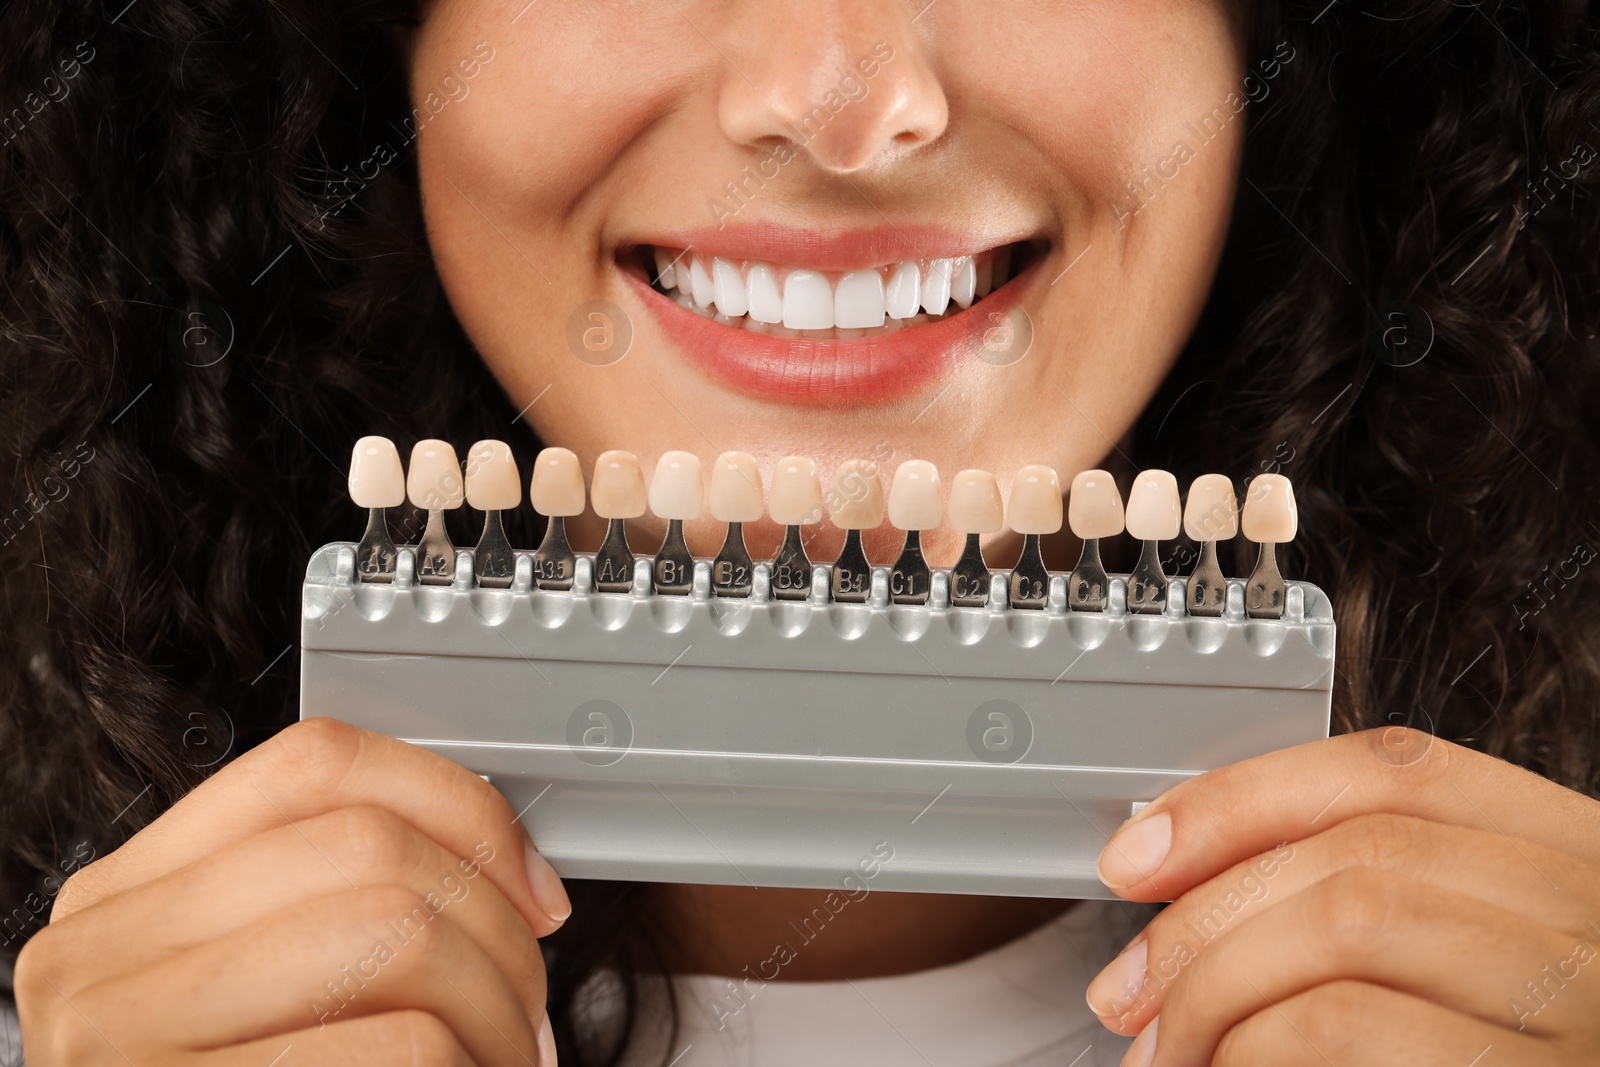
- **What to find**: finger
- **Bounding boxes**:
[1208,980,1556,1067]
[41,805,549,1023]
[198,1010,482,1066]
[1094,727,1600,903]
[1088,813,1600,1021]
[54,718,570,934]
[1135,871,1587,1064]
[102,885,544,1067]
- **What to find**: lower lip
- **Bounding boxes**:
[623,258,1035,405]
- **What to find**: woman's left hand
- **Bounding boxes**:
[1084,726,1600,1066]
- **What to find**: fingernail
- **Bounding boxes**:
[524,831,572,924]
[1097,812,1171,889]
[1123,1015,1158,1067]
[1086,939,1147,1017]
[537,1010,558,1066]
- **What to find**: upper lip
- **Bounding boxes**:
[629,222,1036,272]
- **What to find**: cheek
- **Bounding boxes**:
[945,0,1245,223]
[412,7,690,229]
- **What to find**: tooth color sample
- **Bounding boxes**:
[530,447,586,517]
[649,450,704,520]
[769,456,825,526]
[828,459,886,529]
[782,270,834,330]
[1184,474,1239,541]
[407,439,464,510]
[1008,465,1063,535]
[465,440,521,511]
[888,460,942,531]
[709,451,764,523]
[948,469,1004,534]
[1124,470,1181,541]
[1068,470,1124,539]
[349,436,405,509]
[1242,474,1298,542]
[591,450,647,519]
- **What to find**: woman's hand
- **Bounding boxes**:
[1085,726,1600,1066]
[15,717,569,1066]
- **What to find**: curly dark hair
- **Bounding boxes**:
[1,0,1597,1063]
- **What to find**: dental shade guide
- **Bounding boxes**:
[1184,474,1238,618]
[649,450,702,596]
[948,469,1003,608]
[591,450,645,594]
[1243,473,1298,620]
[1125,470,1180,615]
[1007,465,1060,609]
[1067,469,1122,612]
[349,436,403,583]
[769,456,823,601]
[302,441,1335,900]
[887,460,941,605]
[827,458,884,604]
[466,440,520,589]
[408,439,463,586]
[530,447,584,591]
[709,452,762,598]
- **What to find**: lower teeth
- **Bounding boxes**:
[671,292,959,338]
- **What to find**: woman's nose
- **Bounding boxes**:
[714,0,949,173]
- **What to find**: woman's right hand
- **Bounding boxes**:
[14,717,569,1066]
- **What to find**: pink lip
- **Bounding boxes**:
[636,223,1025,272]
[622,253,1038,406]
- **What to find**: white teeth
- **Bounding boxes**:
[921,258,952,315]
[834,269,886,329]
[689,256,715,309]
[712,257,748,318]
[651,245,1019,331]
[652,248,677,289]
[885,261,921,319]
[782,270,834,330]
[746,264,784,323]
[950,255,976,309]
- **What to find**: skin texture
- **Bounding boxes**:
[1087,729,1600,1065]
[18,718,567,1065]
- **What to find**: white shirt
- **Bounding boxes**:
[592,897,1153,1067]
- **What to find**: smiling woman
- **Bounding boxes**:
[1,1,1599,1066]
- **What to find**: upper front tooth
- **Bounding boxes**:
[652,248,677,289]
[835,269,886,329]
[713,257,748,317]
[950,255,976,308]
[921,258,952,315]
[747,264,784,323]
[689,256,715,308]
[885,261,920,319]
[992,245,1011,289]
[783,270,834,330]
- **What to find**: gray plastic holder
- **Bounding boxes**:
[299,541,1335,900]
